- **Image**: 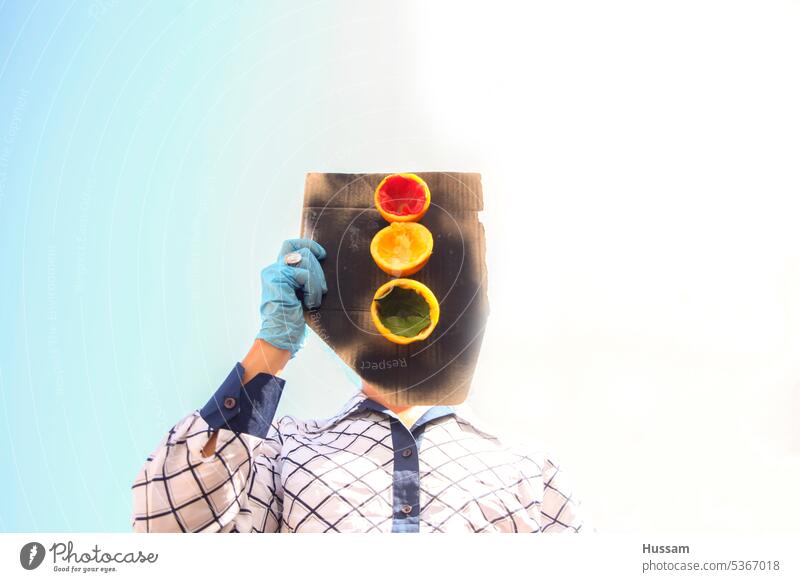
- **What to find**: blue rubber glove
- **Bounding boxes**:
[255,239,327,357]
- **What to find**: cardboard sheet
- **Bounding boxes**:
[301,172,488,405]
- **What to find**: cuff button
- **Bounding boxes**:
[223,397,237,410]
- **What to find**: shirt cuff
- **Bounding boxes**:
[199,363,285,438]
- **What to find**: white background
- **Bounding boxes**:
[293,0,800,533]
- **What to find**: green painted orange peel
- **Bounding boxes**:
[370,278,440,345]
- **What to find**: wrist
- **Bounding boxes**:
[242,339,291,382]
[255,323,306,359]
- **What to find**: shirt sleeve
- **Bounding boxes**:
[539,455,586,533]
[131,364,285,533]
[198,363,285,438]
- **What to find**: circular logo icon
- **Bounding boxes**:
[19,542,45,570]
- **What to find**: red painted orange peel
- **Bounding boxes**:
[374,173,431,222]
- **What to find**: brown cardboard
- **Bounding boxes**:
[301,172,488,405]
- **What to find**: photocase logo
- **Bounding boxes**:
[19,542,46,570]
[17,540,157,574]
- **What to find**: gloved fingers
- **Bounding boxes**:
[278,238,327,261]
[282,266,323,309]
[290,247,328,296]
[260,255,325,310]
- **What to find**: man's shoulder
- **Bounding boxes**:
[269,391,368,437]
[451,402,559,466]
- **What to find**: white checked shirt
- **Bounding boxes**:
[132,364,584,533]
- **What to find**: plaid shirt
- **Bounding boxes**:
[132,364,584,533]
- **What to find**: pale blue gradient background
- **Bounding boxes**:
[0,1,479,532]
[3,1,800,533]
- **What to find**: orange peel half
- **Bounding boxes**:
[374,173,431,222]
[370,222,434,277]
[370,278,440,345]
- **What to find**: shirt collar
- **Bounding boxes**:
[310,390,499,438]
[356,397,455,433]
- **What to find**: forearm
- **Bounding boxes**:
[241,339,291,382]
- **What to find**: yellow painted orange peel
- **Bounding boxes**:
[370,222,434,277]
[370,279,440,345]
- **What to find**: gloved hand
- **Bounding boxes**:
[255,238,327,357]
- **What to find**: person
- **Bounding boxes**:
[131,239,585,533]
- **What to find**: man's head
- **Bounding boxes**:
[302,172,488,406]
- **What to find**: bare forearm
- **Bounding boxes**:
[241,339,291,382]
